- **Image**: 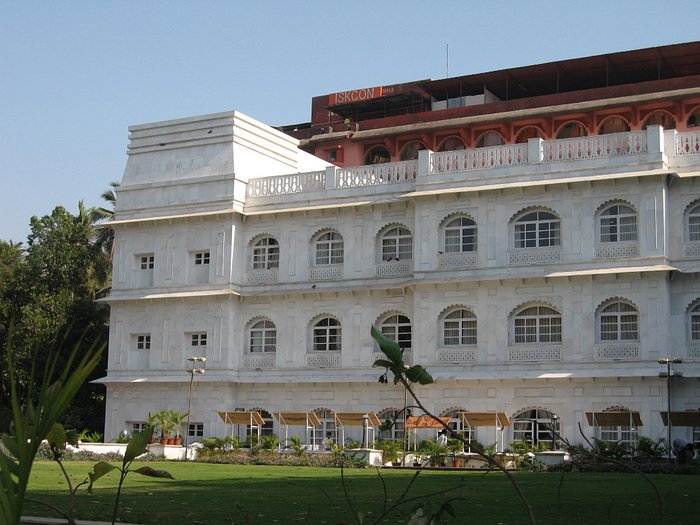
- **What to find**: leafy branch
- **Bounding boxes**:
[371,325,537,525]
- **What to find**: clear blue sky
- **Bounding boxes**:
[2,0,699,244]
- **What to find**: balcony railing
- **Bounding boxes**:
[430,143,528,173]
[541,131,647,162]
[336,160,417,188]
[245,127,691,200]
[247,170,325,197]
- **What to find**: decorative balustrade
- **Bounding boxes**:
[687,345,700,359]
[306,352,342,368]
[241,353,276,369]
[508,247,561,265]
[594,242,639,259]
[508,346,560,361]
[542,131,647,162]
[430,143,528,173]
[247,268,279,284]
[438,251,477,269]
[437,348,476,364]
[676,132,700,156]
[309,264,343,281]
[375,259,412,276]
[336,160,417,188]
[594,344,639,360]
[373,350,412,366]
[246,171,325,197]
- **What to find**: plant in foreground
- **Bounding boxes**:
[0,333,103,525]
[87,429,174,525]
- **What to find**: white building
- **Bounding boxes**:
[100,43,700,450]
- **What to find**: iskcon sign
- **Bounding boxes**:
[329,86,384,105]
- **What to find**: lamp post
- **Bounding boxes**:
[185,356,206,453]
[658,358,683,462]
[361,414,369,449]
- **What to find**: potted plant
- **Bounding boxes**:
[169,410,188,446]
[153,410,173,445]
[375,439,403,466]
[145,412,160,444]
[448,437,464,467]
[427,438,447,467]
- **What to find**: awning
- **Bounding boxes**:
[334,412,381,427]
[274,412,321,427]
[586,410,643,427]
[405,416,451,429]
[459,412,511,427]
[218,411,265,426]
[660,411,700,427]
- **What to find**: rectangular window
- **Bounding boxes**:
[139,255,155,270]
[190,333,207,347]
[188,423,204,438]
[128,421,147,434]
[136,334,151,350]
[689,216,700,242]
[194,252,210,265]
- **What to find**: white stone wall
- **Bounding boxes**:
[101,115,700,445]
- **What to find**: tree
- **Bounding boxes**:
[0,203,111,433]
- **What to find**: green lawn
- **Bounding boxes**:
[23,461,700,524]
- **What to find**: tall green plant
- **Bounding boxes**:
[0,332,104,525]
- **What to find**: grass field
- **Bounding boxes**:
[23,461,700,524]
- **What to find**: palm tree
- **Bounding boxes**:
[95,181,119,256]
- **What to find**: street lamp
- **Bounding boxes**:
[658,358,683,462]
[185,356,206,453]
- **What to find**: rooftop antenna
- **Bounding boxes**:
[446,43,449,78]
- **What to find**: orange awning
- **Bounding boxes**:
[218,411,265,426]
[459,412,511,427]
[586,410,642,427]
[405,415,451,429]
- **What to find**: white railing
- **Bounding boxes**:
[542,131,647,162]
[676,131,700,156]
[430,143,528,173]
[336,160,417,188]
[246,171,325,197]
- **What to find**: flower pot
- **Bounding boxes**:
[166,438,175,445]
[174,437,182,446]
[452,458,463,468]
[160,437,168,445]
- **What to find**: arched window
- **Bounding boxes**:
[380,314,412,350]
[598,115,630,135]
[314,231,344,265]
[475,131,505,148]
[249,320,276,353]
[441,308,477,346]
[441,408,473,443]
[513,210,560,248]
[555,121,587,139]
[512,408,559,446]
[687,107,700,128]
[514,126,544,143]
[247,408,275,439]
[364,145,391,165]
[252,237,279,269]
[686,203,700,242]
[437,135,466,151]
[380,226,413,261]
[598,406,638,447]
[599,204,637,243]
[378,408,405,442]
[443,216,477,253]
[598,300,638,342]
[399,140,427,161]
[643,110,676,130]
[688,302,700,342]
[513,305,561,344]
[312,408,336,448]
[312,317,341,352]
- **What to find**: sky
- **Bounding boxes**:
[2,0,700,244]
